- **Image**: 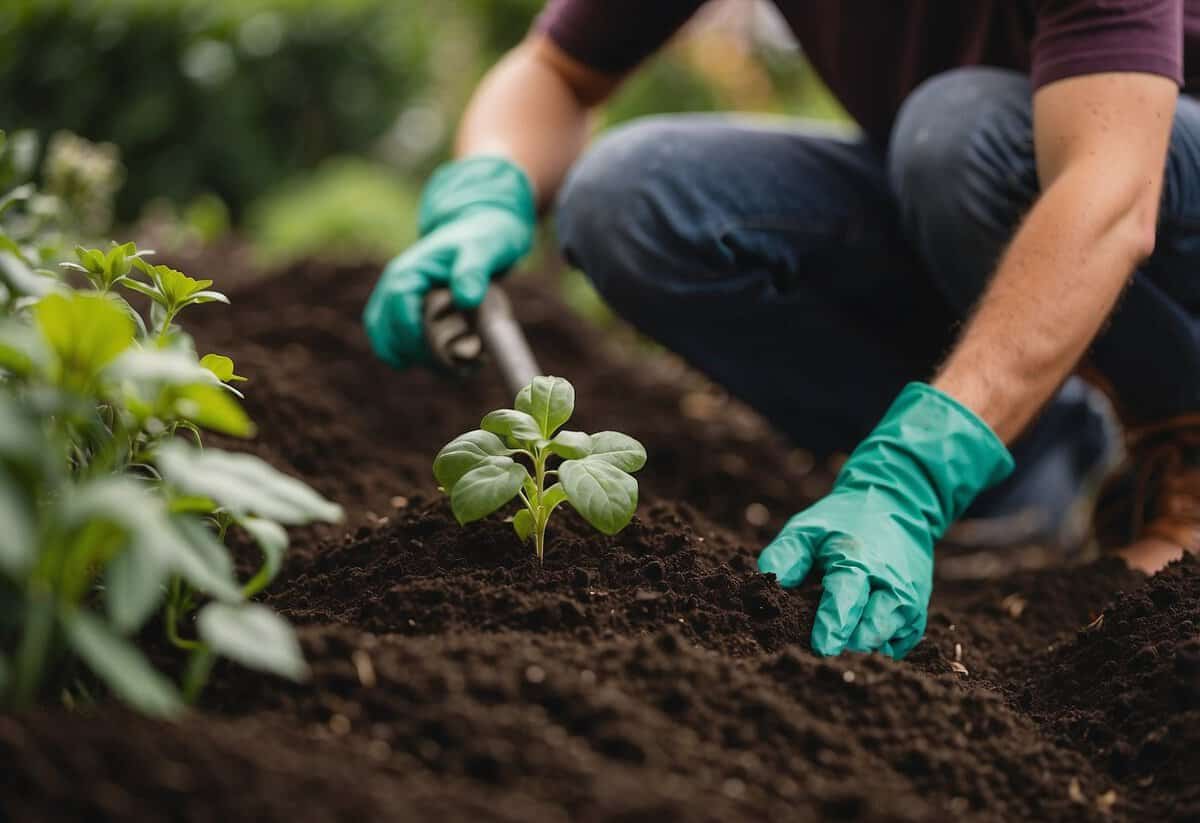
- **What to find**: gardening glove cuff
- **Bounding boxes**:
[841,381,1015,539]
[417,155,536,237]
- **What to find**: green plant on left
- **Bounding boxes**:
[0,129,343,716]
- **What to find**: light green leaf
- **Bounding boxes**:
[155,442,344,525]
[0,321,48,377]
[450,460,527,524]
[108,348,222,387]
[0,183,34,215]
[187,290,229,306]
[433,430,515,490]
[239,516,288,586]
[199,353,246,383]
[546,430,592,460]
[514,376,574,438]
[559,459,639,535]
[542,483,567,512]
[175,384,255,437]
[512,508,534,542]
[0,466,34,575]
[105,540,168,633]
[63,609,184,717]
[0,250,57,298]
[34,292,134,381]
[197,602,308,681]
[173,516,238,593]
[480,408,542,443]
[66,478,242,603]
[586,431,647,473]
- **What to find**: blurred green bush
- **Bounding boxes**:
[0,0,442,220]
[0,0,842,265]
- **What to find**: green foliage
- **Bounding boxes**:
[434,376,646,561]
[0,129,343,715]
[0,0,438,219]
[245,156,420,266]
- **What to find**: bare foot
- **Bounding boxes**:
[1117,537,1184,575]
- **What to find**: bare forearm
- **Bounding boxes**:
[455,37,610,211]
[934,166,1157,441]
[934,72,1175,443]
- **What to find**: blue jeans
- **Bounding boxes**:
[555,68,1200,536]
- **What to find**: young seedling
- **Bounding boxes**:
[434,376,646,561]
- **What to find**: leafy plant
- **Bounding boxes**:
[434,376,646,561]
[0,129,343,715]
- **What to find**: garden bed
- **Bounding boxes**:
[2,261,1196,822]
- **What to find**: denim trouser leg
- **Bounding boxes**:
[556,109,1115,524]
[556,115,959,451]
[891,68,1200,424]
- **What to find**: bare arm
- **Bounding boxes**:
[934,72,1178,441]
[455,34,622,210]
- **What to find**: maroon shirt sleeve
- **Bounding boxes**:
[1032,0,1184,89]
[534,0,705,74]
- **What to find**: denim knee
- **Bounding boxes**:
[889,68,1037,311]
[556,117,728,304]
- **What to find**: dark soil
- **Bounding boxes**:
[1,260,1195,822]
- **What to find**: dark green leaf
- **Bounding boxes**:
[559,459,638,535]
[450,460,526,524]
[433,430,515,490]
[514,376,574,437]
[0,466,34,575]
[480,408,542,443]
[546,430,592,460]
[586,431,647,473]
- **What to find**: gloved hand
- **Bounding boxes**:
[364,155,536,369]
[758,382,1013,659]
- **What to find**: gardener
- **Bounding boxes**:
[365,1,1200,658]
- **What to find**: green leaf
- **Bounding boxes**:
[105,540,168,633]
[0,183,34,216]
[175,384,255,437]
[173,516,238,594]
[62,609,184,717]
[433,430,514,490]
[34,292,135,382]
[480,408,542,443]
[108,348,222,387]
[559,458,639,535]
[66,478,242,603]
[542,482,567,513]
[512,508,534,542]
[197,602,308,681]
[514,376,574,437]
[155,442,344,525]
[449,460,527,524]
[0,250,57,298]
[239,517,288,586]
[0,466,34,576]
[199,353,246,383]
[546,430,592,460]
[0,321,48,377]
[586,431,647,473]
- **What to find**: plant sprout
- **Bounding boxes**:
[434,376,646,561]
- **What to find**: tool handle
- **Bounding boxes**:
[423,286,540,395]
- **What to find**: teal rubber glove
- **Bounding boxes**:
[364,156,536,369]
[758,383,1014,659]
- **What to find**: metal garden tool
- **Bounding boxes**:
[423,286,541,395]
